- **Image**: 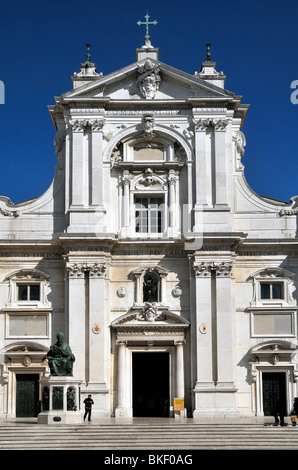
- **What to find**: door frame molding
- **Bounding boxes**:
[250,341,297,416]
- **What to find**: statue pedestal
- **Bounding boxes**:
[37,376,83,425]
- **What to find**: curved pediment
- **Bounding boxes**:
[111,303,189,328]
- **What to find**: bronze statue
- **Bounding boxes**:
[45,332,75,376]
[143,273,158,302]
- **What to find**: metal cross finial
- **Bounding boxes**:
[137,12,158,41]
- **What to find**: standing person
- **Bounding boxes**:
[83,395,94,422]
[274,397,286,426]
[291,397,298,425]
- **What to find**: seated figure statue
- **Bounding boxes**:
[46,332,75,376]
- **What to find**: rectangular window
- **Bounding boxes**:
[260,282,283,300]
[135,197,164,233]
[17,284,40,301]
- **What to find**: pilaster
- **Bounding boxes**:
[65,255,110,417]
[69,119,86,207]
[213,119,229,208]
[67,115,106,233]
[66,262,87,381]
[192,257,238,418]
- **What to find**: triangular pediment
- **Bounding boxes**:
[63,58,233,102]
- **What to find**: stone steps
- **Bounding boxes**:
[0,422,297,450]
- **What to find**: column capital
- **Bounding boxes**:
[66,262,107,278]
[89,118,105,132]
[69,119,88,132]
[88,263,107,278]
[193,261,233,277]
[192,118,230,132]
[67,262,87,278]
[174,340,186,346]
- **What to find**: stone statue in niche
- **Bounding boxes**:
[143,273,158,302]
[45,332,75,376]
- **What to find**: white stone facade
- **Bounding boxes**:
[0,41,297,420]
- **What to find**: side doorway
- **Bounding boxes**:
[16,374,40,418]
[262,372,286,416]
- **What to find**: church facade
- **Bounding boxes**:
[0,39,298,420]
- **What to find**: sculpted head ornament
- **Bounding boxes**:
[137,59,161,99]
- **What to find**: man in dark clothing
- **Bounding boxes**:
[274,398,286,426]
[83,395,94,421]
[291,397,298,425]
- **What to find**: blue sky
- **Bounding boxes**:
[0,0,297,204]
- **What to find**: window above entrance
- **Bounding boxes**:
[249,268,296,308]
[3,269,51,308]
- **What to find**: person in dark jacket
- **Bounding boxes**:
[83,395,94,422]
[274,398,286,426]
[291,397,298,425]
[293,397,298,415]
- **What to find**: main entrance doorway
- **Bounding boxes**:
[262,372,286,416]
[133,352,169,417]
[16,374,39,418]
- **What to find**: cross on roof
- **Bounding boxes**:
[137,12,158,41]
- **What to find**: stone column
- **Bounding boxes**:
[192,259,237,417]
[87,263,107,385]
[193,118,210,209]
[214,119,229,207]
[175,340,185,399]
[66,262,87,381]
[69,119,87,207]
[186,161,193,233]
[168,170,176,228]
[86,262,109,417]
[115,340,131,417]
[89,119,105,206]
[214,262,235,385]
[213,261,238,416]
[120,170,130,238]
[192,260,214,418]
[193,262,213,387]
